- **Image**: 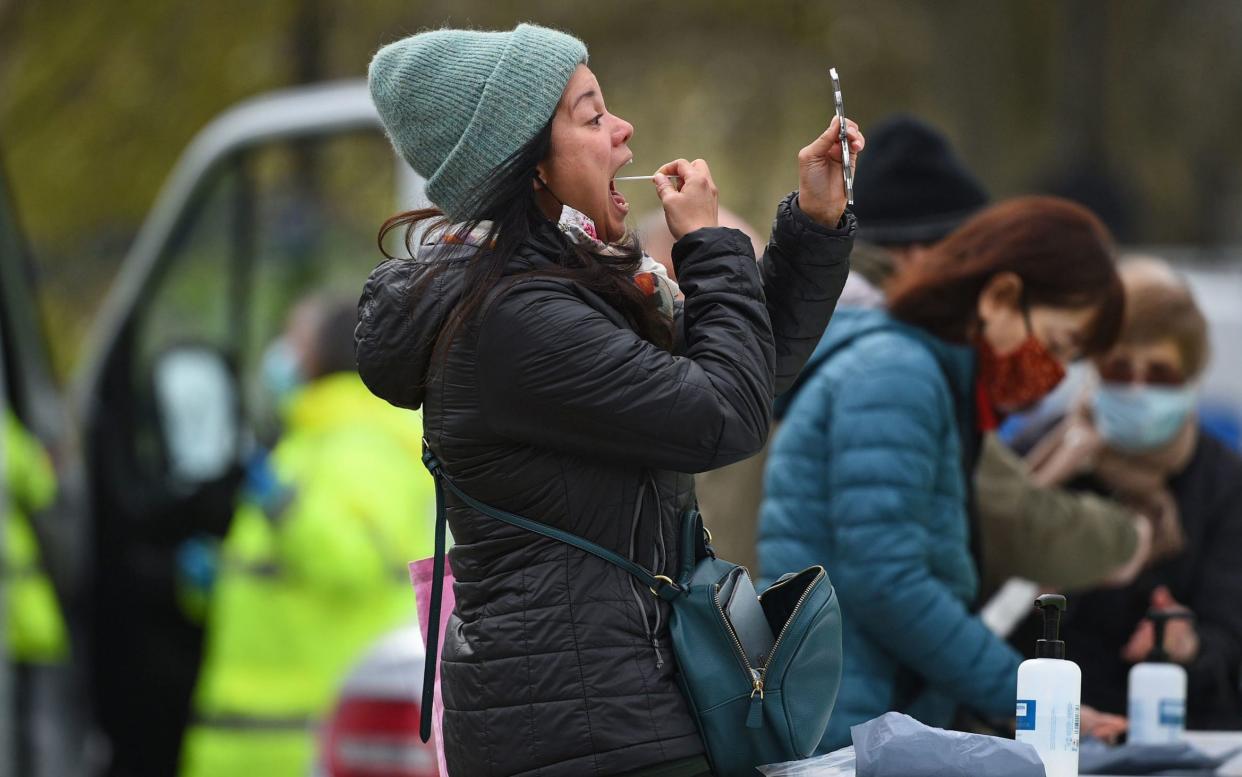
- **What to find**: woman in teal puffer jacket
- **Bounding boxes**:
[758,197,1125,750]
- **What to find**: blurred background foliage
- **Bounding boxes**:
[2,0,1242,377]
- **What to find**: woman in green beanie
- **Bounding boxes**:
[357,23,863,777]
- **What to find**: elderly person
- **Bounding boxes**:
[1027,258,1242,729]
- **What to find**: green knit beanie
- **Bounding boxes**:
[368,23,589,221]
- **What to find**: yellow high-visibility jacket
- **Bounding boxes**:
[179,374,435,777]
[3,411,68,663]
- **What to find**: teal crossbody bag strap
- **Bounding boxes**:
[417,443,683,743]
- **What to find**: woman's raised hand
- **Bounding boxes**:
[653,158,719,241]
[797,115,865,228]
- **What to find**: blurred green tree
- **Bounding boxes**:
[2,0,1241,376]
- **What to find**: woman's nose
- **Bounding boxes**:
[613,116,634,146]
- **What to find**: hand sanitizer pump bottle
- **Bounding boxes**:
[1016,594,1082,777]
[1127,610,1192,744]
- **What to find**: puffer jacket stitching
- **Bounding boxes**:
[555,455,602,776]
[519,560,542,775]
[481,277,767,471]
[567,558,603,777]
[626,478,669,763]
[470,690,681,712]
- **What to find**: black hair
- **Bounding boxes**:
[378,118,673,359]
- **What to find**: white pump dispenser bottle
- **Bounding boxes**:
[1016,594,1082,777]
[1128,609,1192,744]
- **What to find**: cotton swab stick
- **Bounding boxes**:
[612,175,683,183]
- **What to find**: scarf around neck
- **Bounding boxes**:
[433,206,679,324]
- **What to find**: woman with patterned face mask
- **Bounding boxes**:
[1026,258,1242,730]
[758,197,1127,750]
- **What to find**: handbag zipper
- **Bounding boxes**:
[761,566,826,665]
[715,566,827,730]
[754,567,827,725]
[713,579,766,728]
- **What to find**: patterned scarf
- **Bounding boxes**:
[434,207,678,325]
[556,207,679,324]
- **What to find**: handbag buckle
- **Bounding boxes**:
[649,574,677,598]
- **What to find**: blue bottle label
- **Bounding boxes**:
[1159,698,1185,727]
[1016,699,1037,731]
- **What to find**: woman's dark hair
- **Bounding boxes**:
[377,120,672,356]
[887,196,1124,356]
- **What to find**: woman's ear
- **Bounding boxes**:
[977,271,1024,322]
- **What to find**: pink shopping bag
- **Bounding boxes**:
[410,555,455,777]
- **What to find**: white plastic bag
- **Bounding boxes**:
[851,713,1045,777]
[758,746,857,776]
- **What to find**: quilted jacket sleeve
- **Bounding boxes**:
[477,226,774,473]
[823,345,1021,718]
[758,194,854,395]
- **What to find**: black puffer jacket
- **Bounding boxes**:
[356,194,854,777]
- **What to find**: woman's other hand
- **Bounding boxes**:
[1121,586,1200,664]
[653,158,718,240]
[797,115,864,228]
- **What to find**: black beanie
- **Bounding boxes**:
[852,114,988,246]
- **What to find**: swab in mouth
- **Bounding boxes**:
[612,175,683,183]
[609,179,629,213]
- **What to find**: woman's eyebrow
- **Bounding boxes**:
[571,89,597,110]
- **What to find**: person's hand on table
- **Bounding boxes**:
[1121,586,1199,665]
[1081,705,1128,745]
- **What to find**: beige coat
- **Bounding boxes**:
[975,433,1140,600]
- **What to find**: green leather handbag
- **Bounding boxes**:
[419,445,844,776]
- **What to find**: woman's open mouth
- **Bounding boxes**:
[608,179,629,216]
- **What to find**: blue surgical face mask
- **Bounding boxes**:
[1093,382,1198,452]
[261,338,305,402]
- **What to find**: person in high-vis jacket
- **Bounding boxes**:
[4,411,70,776]
[4,411,68,664]
[178,297,435,777]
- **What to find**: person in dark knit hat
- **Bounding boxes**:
[357,23,864,777]
[838,114,987,306]
[853,114,988,246]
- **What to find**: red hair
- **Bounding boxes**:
[887,196,1124,356]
